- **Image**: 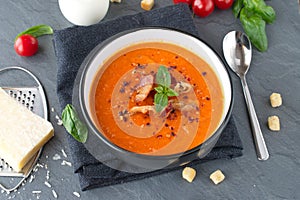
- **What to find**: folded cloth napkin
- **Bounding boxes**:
[53,4,243,191]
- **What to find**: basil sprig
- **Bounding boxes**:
[15,24,53,41]
[62,104,88,143]
[154,66,178,112]
[233,0,276,52]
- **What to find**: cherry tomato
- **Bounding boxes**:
[14,34,38,57]
[173,0,193,5]
[214,0,233,10]
[192,0,215,18]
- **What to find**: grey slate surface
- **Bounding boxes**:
[0,0,299,199]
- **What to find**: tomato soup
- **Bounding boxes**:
[90,42,224,155]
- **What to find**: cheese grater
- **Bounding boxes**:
[0,66,48,192]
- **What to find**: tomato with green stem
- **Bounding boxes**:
[14,34,38,57]
[14,24,53,57]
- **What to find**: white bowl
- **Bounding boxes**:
[79,28,233,171]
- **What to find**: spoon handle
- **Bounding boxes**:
[240,76,269,160]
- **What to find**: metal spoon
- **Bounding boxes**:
[223,31,269,160]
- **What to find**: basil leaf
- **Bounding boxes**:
[156,66,171,87]
[257,5,276,24]
[233,0,244,18]
[154,93,168,113]
[243,0,276,24]
[62,104,88,143]
[15,24,53,41]
[154,85,164,93]
[166,88,179,97]
[153,66,179,112]
[243,0,260,10]
[240,8,268,52]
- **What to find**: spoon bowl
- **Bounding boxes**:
[223,31,269,161]
[223,31,252,76]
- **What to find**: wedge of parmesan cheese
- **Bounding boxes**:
[0,87,54,172]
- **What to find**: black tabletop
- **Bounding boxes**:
[0,0,299,199]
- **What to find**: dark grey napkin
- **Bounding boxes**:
[53,4,243,191]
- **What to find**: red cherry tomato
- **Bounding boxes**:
[192,0,215,18]
[14,34,38,57]
[214,0,233,10]
[173,0,193,5]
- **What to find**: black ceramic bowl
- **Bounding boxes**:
[78,28,233,172]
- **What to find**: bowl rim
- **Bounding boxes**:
[79,27,234,160]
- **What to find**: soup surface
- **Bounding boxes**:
[91,42,224,155]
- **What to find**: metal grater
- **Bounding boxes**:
[0,66,48,192]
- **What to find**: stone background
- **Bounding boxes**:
[0,0,299,199]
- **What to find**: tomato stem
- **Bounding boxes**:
[15,24,53,41]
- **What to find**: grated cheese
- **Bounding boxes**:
[73,191,80,197]
[28,175,35,183]
[44,181,51,188]
[61,149,67,158]
[61,160,72,167]
[46,170,50,180]
[52,154,61,161]
[52,190,58,199]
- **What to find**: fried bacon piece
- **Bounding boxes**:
[129,100,198,116]
[129,105,155,115]
[135,75,154,102]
